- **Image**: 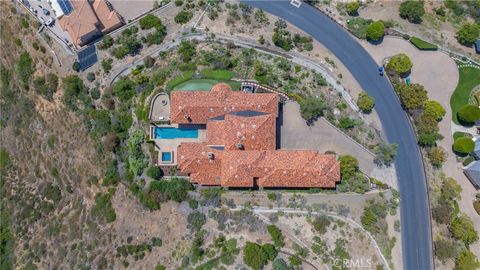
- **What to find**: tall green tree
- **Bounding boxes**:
[399,0,425,23]
[457,22,480,45]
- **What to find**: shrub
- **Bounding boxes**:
[112,78,136,102]
[139,14,163,30]
[457,104,480,123]
[449,215,479,246]
[453,137,475,154]
[409,37,437,50]
[87,72,95,82]
[427,147,446,168]
[366,21,385,41]
[423,100,446,121]
[146,166,163,180]
[387,53,413,76]
[299,97,327,121]
[178,40,196,62]
[98,35,114,50]
[312,215,331,234]
[174,0,183,6]
[456,22,480,45]
[456,250,480,270]
[374,143,398,166]
[339,155,359,180]
[101,58,113,73]
[346,1,360,15]
[399,0,425,23]
[16,52,34,87]
[434,238,458,263]
[187,211,206,231]
[357,92,375,113]
[267,225,285,247]
[72,61,80,72]
[175,10,193,24]
[395,83,428,110]
[91,192,116,223]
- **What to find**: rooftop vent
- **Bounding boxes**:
[207,152,214,160]
[236,143,244,150]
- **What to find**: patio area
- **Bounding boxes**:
[149,93,170,122]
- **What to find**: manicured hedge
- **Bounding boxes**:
[409,37,438,50]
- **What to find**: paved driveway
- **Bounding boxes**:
[243,1,433,269]
[280,101,375,173]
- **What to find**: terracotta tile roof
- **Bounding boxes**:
[170,83,278,124]
[206,111,276,150]
[58,0,99,46]
[91,0,123,33]
[178,147,339,188]
[177,143,222,186]
[173,83,340,188]
[59,0,122,46]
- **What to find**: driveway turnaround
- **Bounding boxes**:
[242,1,433,269]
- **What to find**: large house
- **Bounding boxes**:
[169,83,340,189]
[58,0,123,47]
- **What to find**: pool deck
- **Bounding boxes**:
[150,124,206,166]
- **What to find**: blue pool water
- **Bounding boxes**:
[155,127,198,139]
[162,152,172,161]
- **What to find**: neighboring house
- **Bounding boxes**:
[58,0,122,47]
[464,161,480,189]
[171,83,340,189]
[464,138,480,189]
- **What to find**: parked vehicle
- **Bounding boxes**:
[45,18,54,26]
[378,66,384,76]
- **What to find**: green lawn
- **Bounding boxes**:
[200,69,235,81]
[450,67,480,124]
[166,70,195,90]
[173,79,241,91]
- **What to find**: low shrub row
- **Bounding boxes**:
[409,37,438,51]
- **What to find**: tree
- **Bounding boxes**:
[449,215,479,246]
[101,58,113,73]
[146,166,163,180]
[415,112,441,146]
[299,97,327,121]
[366,21,385,41]
[387,53,413,76]
[396,83,428,110]
[243,242,268,270]
[434,238,458,263]
[457,22,480,45]
[453,137,474,154]
[374,143,398,166]
[427,147,446,167]
[339,155,359,180]
[175,10,193,24]
[455,250,480,270]
[267,225,285,247]
[399,0,425,23]
[139,14,163,30]
[357,92,375,113]
[457,104,480,124]
[112,78,136,102]
[424,100,446,121]
[346,1,360,15]
[178,40,196,62]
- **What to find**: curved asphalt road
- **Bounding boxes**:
[242,1,433,269]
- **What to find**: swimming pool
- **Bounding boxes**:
[161,152,172,162]
[154,127,198,139]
